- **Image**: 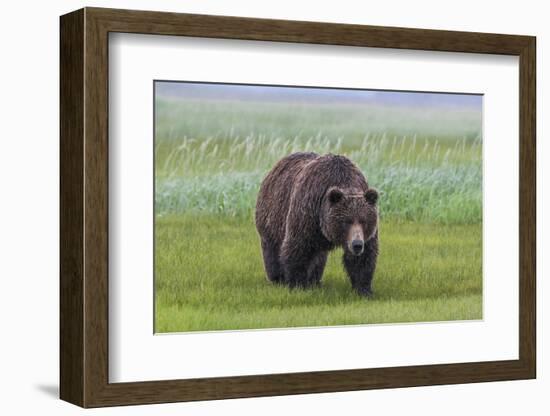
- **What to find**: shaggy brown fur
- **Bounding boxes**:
[255,152,379,296]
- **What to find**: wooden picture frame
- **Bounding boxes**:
[60,7,536,408]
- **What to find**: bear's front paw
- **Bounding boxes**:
[355,286,373,298]
[288,279,318,290]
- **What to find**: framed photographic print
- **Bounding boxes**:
[60,7,536,408]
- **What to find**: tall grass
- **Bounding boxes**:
[156,130,481,224]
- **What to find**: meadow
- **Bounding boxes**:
[155,93,483,333]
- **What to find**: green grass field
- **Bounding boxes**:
[154,92,483,333]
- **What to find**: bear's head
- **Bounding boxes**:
[320,186,379,256]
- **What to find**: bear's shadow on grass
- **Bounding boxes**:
[254,275,481,308]
[170,270,481,311]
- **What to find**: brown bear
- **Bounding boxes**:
[255,152,379,296]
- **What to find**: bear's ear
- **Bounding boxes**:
[327,187,344,204]
[365,188,378,205]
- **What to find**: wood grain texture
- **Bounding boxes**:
[59,7,537,408]
[83,11,110,406]
[59,8,84,407]
[88,7,532,54]
[518,38,536,375]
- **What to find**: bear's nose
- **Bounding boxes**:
[351,239,364,254]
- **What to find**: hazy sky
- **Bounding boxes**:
[155,81,482,109]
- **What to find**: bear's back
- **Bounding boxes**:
[296,153,368,196]
[255,152,319,243]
